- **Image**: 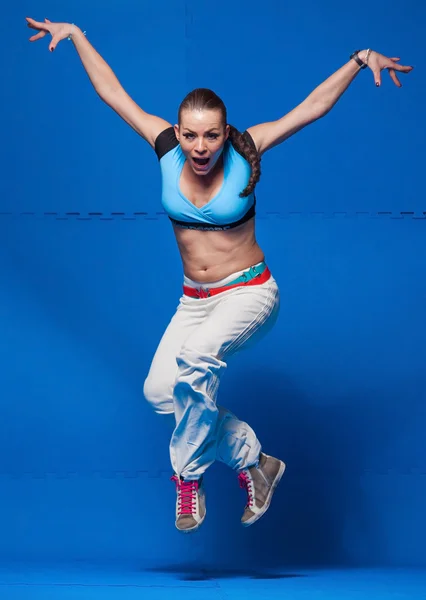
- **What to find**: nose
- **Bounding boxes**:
[195,138,207,154]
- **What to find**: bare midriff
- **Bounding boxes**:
[173,218,265,283]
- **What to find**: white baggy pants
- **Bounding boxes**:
[143,263,280,480]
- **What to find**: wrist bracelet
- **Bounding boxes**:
[365,48,372,66]
[68,23,87,41]
[350,50,368,69]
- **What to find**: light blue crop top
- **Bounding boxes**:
[154,127,256,231]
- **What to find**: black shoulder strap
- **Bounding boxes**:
[154,127,179,160]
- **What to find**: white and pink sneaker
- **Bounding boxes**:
[171,475,206,533]
[238,452,286,526]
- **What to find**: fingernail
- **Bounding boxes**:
[376,82,380,87]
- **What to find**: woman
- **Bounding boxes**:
[26,17,413,533]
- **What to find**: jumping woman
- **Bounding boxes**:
[26,16,413,533]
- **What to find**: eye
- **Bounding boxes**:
[207,133,219,140]
[183,133,195,140]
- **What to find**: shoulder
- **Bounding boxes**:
[154,127,179,160]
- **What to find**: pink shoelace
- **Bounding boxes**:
[171,475,198,515]
[238,471,254,508]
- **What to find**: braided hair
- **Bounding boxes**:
[178,88,261,198]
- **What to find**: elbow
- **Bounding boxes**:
[311,102,330,120]
[97,84,123,104]
[305,94,331,120]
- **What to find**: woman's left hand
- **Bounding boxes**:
[360,50,414,87]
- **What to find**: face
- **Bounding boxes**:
[174,109,230,176]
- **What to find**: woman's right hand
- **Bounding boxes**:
[26,17,74,52]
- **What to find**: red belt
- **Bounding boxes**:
[183,267,271,299]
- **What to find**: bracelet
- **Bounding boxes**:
[68,23,87,41]
[365,48,372,66]
[350,50,368,69]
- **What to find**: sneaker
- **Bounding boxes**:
[171,475,206,533]
[238,452,286,527]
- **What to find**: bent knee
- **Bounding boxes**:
[143,375,174,415]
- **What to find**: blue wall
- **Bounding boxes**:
[1,0,424,568]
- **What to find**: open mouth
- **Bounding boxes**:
[192,157,210,168]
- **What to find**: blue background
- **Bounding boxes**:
[1,0,425,569]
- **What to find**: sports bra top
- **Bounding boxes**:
[154,127,257,231]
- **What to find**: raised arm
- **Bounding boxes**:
[247,49,413,156]
[26,18,170,148]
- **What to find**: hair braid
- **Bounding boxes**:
[228,125,261,198]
